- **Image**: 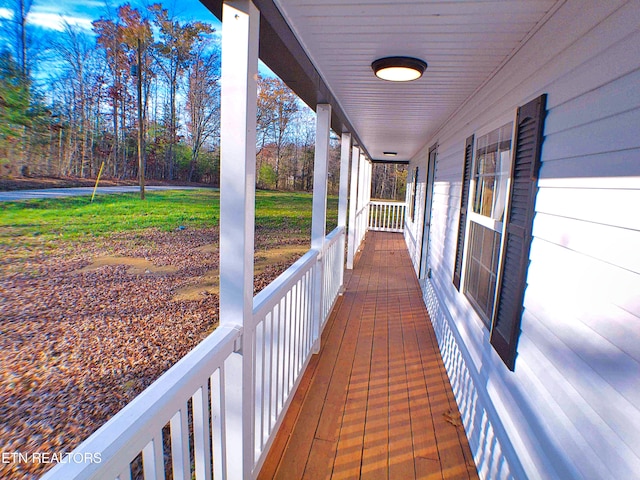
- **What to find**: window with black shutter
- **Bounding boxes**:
[453,135,474,290]
[490,94,547,370]
[453,94,547,370]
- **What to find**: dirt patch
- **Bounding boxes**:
[78,256,179,275]
[173,244,307,300]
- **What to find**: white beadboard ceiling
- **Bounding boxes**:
[272,0,561,161]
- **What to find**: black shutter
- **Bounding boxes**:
[453,135,474,290]
[491,94,547,370]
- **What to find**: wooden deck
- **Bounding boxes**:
[258,232,479,480]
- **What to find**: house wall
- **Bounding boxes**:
[406,0,640,478]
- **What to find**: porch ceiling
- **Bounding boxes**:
[203,0,561,162]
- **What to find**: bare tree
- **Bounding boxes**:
[149,4,213,180]
[256,76,298,189]
[186,41,219,182]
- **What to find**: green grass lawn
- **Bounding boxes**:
[0,189,339,250]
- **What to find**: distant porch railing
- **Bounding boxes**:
[368,200,405,233]
[42,226,346,480]
[350,200,406,262]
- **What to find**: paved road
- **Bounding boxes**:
[0,185,214,202]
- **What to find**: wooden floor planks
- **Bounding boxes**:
[258,232,478,480]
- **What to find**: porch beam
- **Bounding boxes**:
[311,104,331,353]
[346,145,360,269]
[219,0,259,477]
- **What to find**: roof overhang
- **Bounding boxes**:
[201,0,562,163]
[201,0,372,158]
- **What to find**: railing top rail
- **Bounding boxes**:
[325,225,345,245]
[253,226,345,321]
[41,324,242,480]
[253,248,319,320]
[369,200,406,206]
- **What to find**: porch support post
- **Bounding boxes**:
[357,153,367,247]
[365,159,372,206]
[346,145,360,269]
[338,132,351,228]
[337,133,351,285]
[219,1,259,478]
[311,104,331,353]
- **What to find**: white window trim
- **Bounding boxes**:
[460,113,518,328]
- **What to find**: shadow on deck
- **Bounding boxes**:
[259,231,479,479]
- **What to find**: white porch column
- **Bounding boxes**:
[346,145,360,269]
[219,1,259,478]
[357,153,367,246]
[337,132,351,287]
[338,132,351,228]
[311,104,331,353]
[365,159,372,205]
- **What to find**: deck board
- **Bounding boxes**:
[258,232,479,480]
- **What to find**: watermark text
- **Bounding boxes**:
[1,451,102,465]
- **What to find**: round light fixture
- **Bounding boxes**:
[372,56,428,82]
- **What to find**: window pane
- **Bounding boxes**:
[472,123,513,220]
[464,221,501,326]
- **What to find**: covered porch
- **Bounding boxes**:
[38,0,560,478]
[259,231,477,479]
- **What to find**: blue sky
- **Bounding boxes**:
[0,0,221,34]
[0,0,284,78]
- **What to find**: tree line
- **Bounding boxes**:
[0,0,405,199]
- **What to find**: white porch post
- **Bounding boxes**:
[338,133,351,228]
[357,153,367,246]
[346,145,360,269]
[219,1,259,478]
[363,158,372,235]
[365,159,372,206]
[311,104,331,353]
[337,132,351,286]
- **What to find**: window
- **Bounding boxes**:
[407,166,418,221]
[464,123,512,326]
[452,94,547,370]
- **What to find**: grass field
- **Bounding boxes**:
[0,189,338,246]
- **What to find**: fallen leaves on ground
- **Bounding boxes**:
[0,227,307,479]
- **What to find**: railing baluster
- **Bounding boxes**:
[142,434,165,480]
[264,312,273,443]
[270,306,279,426]
[301,273,309,365]
[254,321,264,452]
[192,386,212,480]
[278,298,286,414]
[285,290,293,396]
[211,367,225,480]
[170,408,190,480]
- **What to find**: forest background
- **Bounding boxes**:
[0,0,406,199]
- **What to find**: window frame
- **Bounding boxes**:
[460,116,517,328]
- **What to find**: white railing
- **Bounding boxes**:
[322,226,346,325]
[368,200,405,232]
[43,227,347,480]
[354,203,369,254]
[41,324,242,480]
[252,248,318,469]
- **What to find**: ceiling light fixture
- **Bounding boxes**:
[372,56,428,82]
[383,152,398,157]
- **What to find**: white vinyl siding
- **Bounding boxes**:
[406,0,640,478]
